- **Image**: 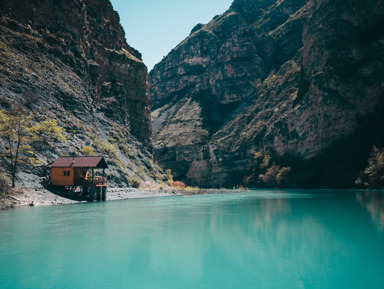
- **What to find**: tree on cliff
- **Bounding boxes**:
[0,168,10,194]
[0,106,66,187]
[81,146,96,156]
[244,151,291,188]
[29,117,67,146]
[0,106,33,187]
[363,146,384,188]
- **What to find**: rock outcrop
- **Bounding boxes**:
[150,0,384,188]
[0,0,165,187]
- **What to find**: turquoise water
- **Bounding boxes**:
[1,190,384,289]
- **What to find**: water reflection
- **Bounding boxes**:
[356,191,384,232]
[254,194,292,228]
[1,191,384,289]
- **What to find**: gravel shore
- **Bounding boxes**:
[1,187,181,210]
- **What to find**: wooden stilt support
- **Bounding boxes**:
[96,187,101,201]
[88,187,96,202]
[102,187,107,201]
[82,186,89,200]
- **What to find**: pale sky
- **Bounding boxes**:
[110,0,233,71]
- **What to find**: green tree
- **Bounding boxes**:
[262,165,281,187]
[0,169,10,194]
[128,176,141,188]
[276,166,291,187]
[363,146,384,188]
[0,107,33,187]
[165,169,173,181]
[260,154,271,169]
[81,146,96,156]
[29,117,67,146]
[0,107,67,187]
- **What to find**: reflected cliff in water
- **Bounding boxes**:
[356,191,384,232]
[1,190,384,289]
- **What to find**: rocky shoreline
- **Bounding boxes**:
[1,187,182,210]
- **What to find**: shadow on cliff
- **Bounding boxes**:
[286,98,384,188]
[192,90,243,136]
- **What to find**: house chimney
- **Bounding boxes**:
[71,152,76,167]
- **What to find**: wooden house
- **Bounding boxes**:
[50,156,108,187]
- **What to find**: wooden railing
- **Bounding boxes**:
[83,176,107,186]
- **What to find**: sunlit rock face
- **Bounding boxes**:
[150,0,384,188]
[0,0,163,187]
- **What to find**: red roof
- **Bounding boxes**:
[51,156,108,168]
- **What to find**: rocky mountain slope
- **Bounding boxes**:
[150,0,384,188]
[0,0,166,188]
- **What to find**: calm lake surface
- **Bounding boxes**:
[1,190,384,289]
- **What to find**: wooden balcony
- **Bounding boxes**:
[83,176,107,187]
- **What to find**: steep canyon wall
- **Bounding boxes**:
[0,0,165,187]
[150,0,384,188]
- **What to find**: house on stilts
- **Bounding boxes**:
[50,156,108,201]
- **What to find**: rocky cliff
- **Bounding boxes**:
[150,0,384,188]
[0,0,166,187]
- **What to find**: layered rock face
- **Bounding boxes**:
[150,0,384,188]
[0,0,164,187]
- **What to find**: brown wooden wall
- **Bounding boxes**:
[73,168,88,186]
[51,168,74,186]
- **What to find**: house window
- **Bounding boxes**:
[64,171,71,176]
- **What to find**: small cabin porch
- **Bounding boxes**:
[50,156,108,201]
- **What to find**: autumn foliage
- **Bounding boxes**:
[168,180,186,189]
